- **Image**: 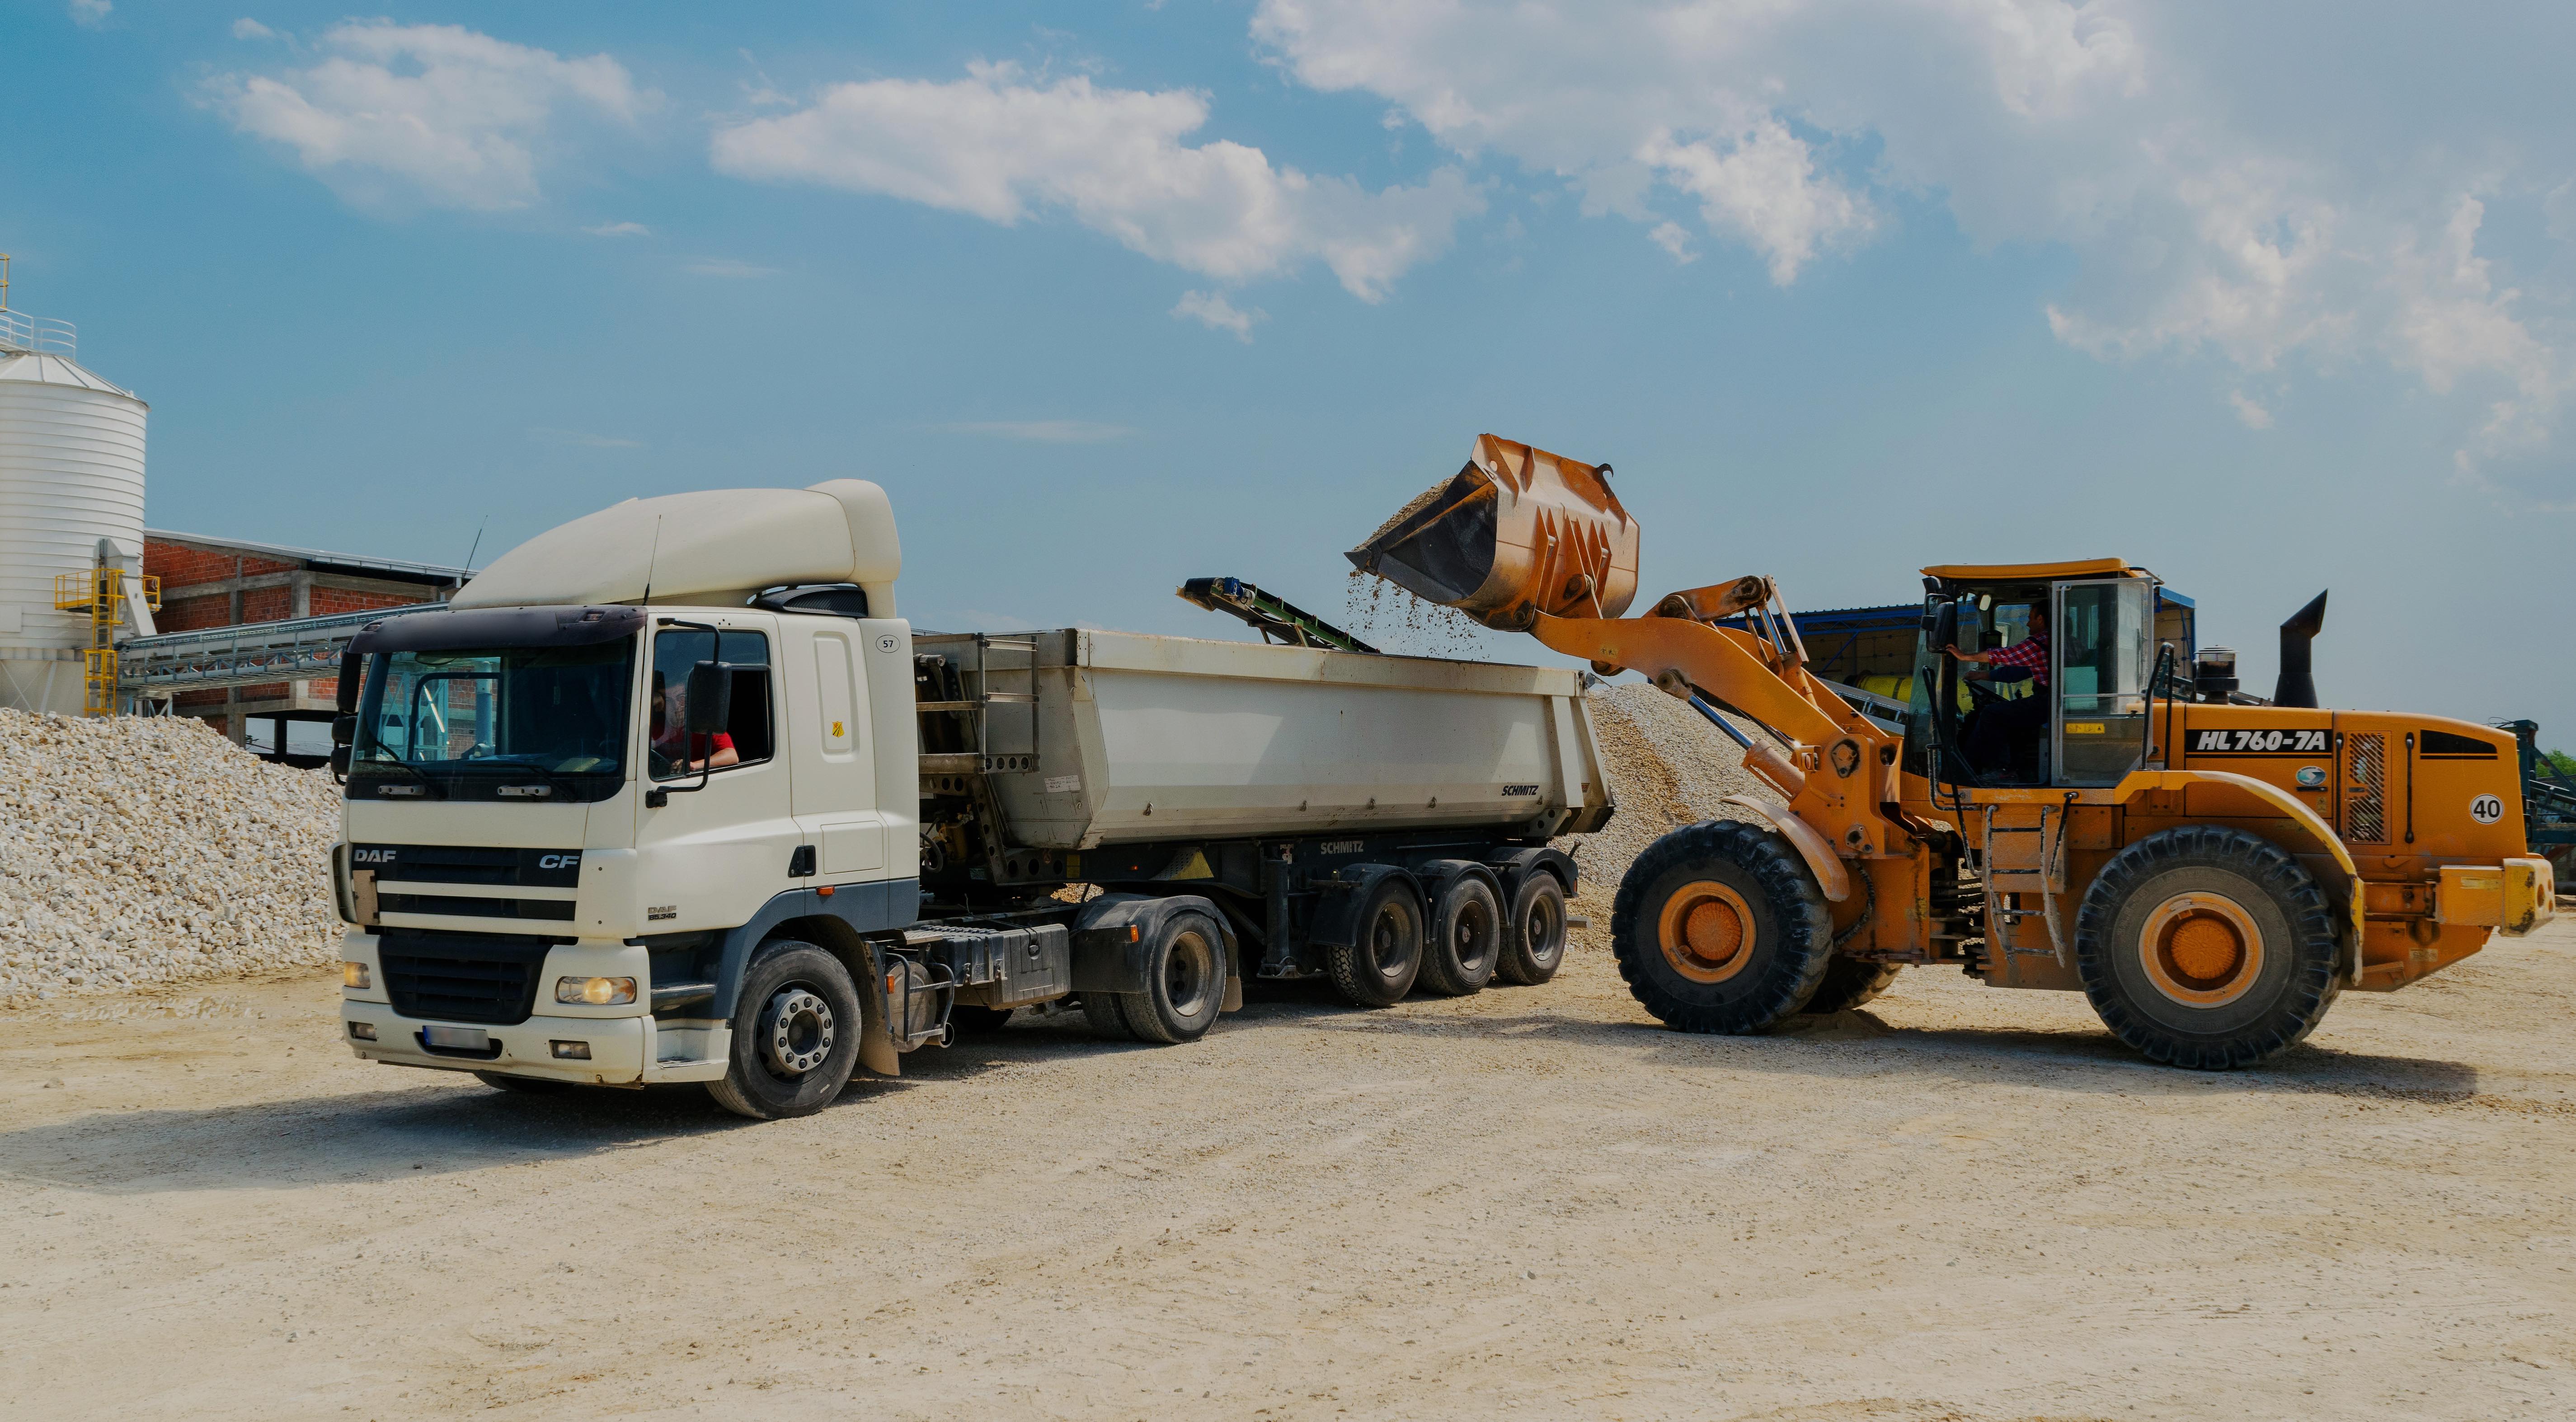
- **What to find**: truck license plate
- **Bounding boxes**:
[422,1025,492,1051]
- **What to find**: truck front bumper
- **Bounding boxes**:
[340,1004,732,1086]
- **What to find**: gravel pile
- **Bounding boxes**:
[0,710,343,1005]
[1557,681,1780,896]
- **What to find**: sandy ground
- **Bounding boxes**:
[4,909,2572,1422]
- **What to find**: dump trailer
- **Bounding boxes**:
[328,480,1610,1118]
[1351,434,2555,1069]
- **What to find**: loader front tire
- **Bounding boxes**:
[1800,957,1901,1015]
[1612,820,1833,1033]
[2075,826,2341,1070]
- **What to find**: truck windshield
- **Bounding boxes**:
[352,641,634,799]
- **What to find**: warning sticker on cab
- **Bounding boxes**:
[2189,727,2330,756]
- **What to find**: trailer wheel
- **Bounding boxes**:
[1496,872,1569,986]
[1329,879,1425,1008]
[706,940,862,1120]
[1800,957,1900,1015]
[1109,910,1228,1044]
[1612,820,1832,1033]
[2076,826,2341,1070]
[1418,875,1502,996]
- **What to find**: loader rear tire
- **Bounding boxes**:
[1328,878,1425,1008]
[1612,820,1833,1033]
[1496,872,1569,986]
[1800,957,1901,1015]
[2075,826,2341,1070]
[1417,874,1502,997]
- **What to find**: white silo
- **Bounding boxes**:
[0,300,149,716]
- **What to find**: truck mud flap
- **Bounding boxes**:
[1072,893,1243,1010]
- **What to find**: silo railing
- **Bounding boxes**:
[0,310,76,357]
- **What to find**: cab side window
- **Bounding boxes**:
[648,629,775,779]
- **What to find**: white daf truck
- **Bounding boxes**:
[330,481,1613,1117]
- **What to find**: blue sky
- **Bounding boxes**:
[9,1,2573,737]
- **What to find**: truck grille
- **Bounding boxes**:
[379,893,577,923]
[379,934,553,1025]
[351,845,583,888]
[2345,733,2385,844]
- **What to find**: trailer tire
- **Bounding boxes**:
[1612,820,1832,1033]
[1328,878,1425,1008]
[1418,875,1503,997]
[1496,872,1569,986]
[1800,957,1901,1015]
[1108,910,1228,1044]
[473,1071,572,1095]
[2076,826,2341,1070]
[706,940,862,1120]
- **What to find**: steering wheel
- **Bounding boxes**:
[459,742,496,760]
[1963,676,2003,711]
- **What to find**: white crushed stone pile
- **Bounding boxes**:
[1557,681,1781,896]
[0,710,342,1004]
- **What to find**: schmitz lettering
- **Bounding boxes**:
[2189,727,2330,756]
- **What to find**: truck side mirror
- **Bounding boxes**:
[331,713,357,746]
[329,745,352,778]
[336,652,366,713]
[685,661,733,735]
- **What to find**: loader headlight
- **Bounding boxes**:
[342,961,371,990]
[556,976,636,1006]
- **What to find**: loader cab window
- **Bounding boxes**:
[649,628,775,780]
[2053,578,2154,785]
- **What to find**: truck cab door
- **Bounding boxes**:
[633,619,800,932]
[789,623,886,879]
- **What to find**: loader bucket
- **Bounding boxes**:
[1347,434,1640,629]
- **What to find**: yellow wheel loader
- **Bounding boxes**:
[1352,435,2557,1068]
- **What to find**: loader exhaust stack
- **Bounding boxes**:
[1347,434,1641,630]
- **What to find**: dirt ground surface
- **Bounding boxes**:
[5,910,2572,1422]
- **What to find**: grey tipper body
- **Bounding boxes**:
[333,480,1612,1118]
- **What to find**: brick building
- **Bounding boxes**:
[143,531,470,745]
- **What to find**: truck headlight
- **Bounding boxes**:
[556,976,637,1006]
[342,962,371,990]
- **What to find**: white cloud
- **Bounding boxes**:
[1172,290,1265,341]
[585,221,652,237]
[684,257,777,278]
[1646,221,1696,265]
[208,21,644,211]
[2228,391,2272,430]
[935,420,1137,443]
[230,17,272,40]
[710,62,1481,300]
[1250,0,2576,497]
[69,0,109,27]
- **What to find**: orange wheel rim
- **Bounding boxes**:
[2139,892,2264,1007]
[1658,880,1755,983]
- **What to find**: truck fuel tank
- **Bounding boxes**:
[1346,433,1640,630]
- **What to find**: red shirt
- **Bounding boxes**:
[1986,632,2050,686]
[654,727,734,763]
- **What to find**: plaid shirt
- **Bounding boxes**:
[1984,631,2050,686]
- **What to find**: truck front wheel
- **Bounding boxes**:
[1329,880,1424,1008]
[707,940,863,1120]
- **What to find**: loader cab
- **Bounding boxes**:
[1913,560,2163,791]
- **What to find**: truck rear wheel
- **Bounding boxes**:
[1612,820,1832,1033]
[1496,872,1569,985]
[1418,874,1502,997]
[706,940,862,1120]
[1113,910,1228,1044]
[1329,879,1425,1007]
[2075,826,2341,1070]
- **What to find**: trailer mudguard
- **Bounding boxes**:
[1484,845,1579,897]
[1071,892,1243,1009]
[1304,864,1425,949]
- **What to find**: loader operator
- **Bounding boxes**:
[1947,605,2048,780]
